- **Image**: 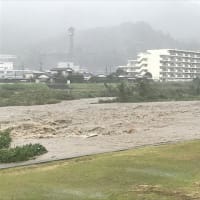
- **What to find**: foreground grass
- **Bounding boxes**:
[0,140,200,200]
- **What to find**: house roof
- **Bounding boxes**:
[38,75,49,79]
[50,67,73,72]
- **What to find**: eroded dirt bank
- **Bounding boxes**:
[0,98,200,168]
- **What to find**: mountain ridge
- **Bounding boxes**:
[2,22,200,72]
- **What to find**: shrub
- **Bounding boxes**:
[0,130,12,149]
[117,82,135,102]
[0,143,47,163]
[103,79,200,103]
[104,83,118,96]
[192,77,200,95]
[136,79,152,98]
[0,130,47,163]
[68,74,84,83]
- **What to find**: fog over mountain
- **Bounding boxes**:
[0,0,200,72]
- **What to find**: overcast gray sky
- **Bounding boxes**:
[0,0,200,47]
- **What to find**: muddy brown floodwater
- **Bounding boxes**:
[1,98,200,168]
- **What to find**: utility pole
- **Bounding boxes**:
[39,53,44,71]
[105,66,108,76]
[21,62,24,71]
[39,61,43,72]
[68,27,75,62]
[21,62,25,79]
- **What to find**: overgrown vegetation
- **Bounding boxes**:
[0,140,200,200]
[1,80,200,107]
[102,78,200,103]
[0,83,111,107]
[68,83,112,98]
[0,143,47,163]
[0,83,73,107]
[0,130,47,163]
[0,130,12,149]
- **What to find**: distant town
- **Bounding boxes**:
[1,48,200,84]
[1,26,200,84]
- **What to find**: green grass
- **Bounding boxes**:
[0,143,47,163]
[69,83,110,98]
[102,81,200,103]
[0,130,47,163]
[0,83,109,107]
[0,140,200,200]
[0,130,11,149]
[0,83,73,107]
[0,82,200,107]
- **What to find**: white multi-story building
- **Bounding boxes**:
[136,49,200,81]
[0,54,16,71]
[0,55,16,79]
[117,60,139,78]
[0,55,44,80]
[0,62,13,71]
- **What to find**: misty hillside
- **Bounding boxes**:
[10,22,200,72]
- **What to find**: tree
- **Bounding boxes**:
[192,77,200,95]
[68,74,84,83]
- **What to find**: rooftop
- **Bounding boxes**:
[0,55,17,59]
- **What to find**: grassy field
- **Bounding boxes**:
[0,140,200,200]
[101,80,200,103]
[69,83,109,98]
[0,84,71,107]
[0,83,108,107]
[0,81,200,106]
